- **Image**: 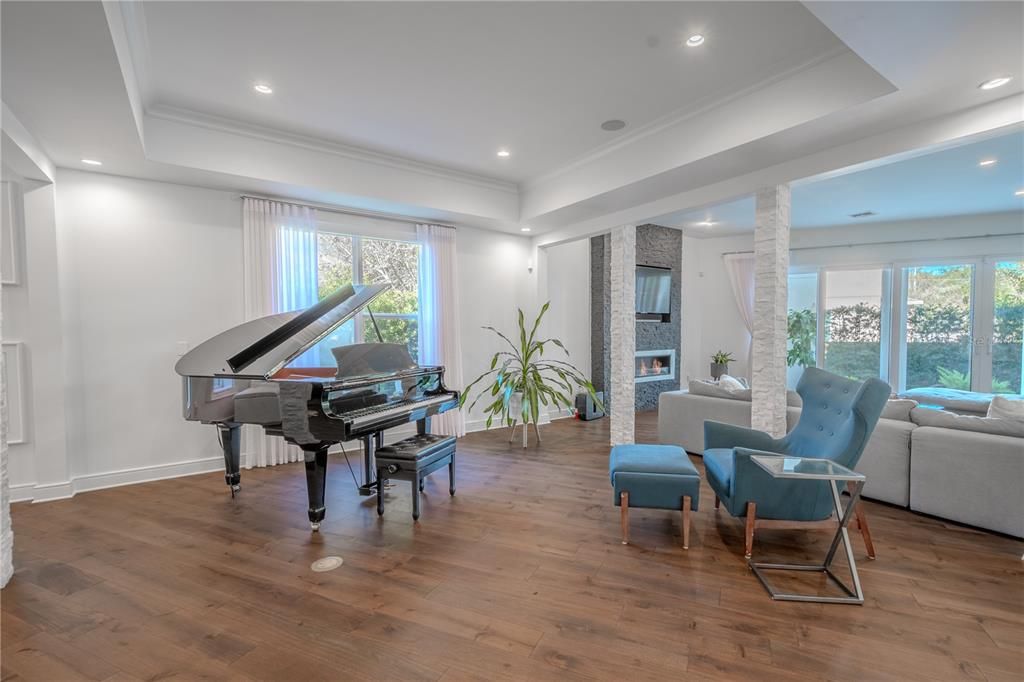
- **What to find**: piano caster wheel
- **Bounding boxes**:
[310,522,321,532]
[230,484,241,498]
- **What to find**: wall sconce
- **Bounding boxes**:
[527,258,534,273]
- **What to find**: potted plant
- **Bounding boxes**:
[460,302,602,448]
[710,351,735,380]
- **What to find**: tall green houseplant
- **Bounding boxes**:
[460,302,601,447]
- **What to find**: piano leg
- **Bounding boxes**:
[218,423,242,497]
[359,434,378,496]
[449,454,456,496]
[303,443,330,532]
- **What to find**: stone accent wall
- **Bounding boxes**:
[751,185,791,437]
[609,225,636,446]
[634,225,682,409]
[592,224,682,412]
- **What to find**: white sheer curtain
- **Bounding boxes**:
[242,197,319,467]
[723,252,756,376]
[417,224,465,437]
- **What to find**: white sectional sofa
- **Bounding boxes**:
[657,389,1023,537]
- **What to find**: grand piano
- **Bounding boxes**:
[174,282,459,530]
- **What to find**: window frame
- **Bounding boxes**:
[316,228,421,354]
[789,251,1023,394]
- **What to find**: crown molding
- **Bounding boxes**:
[522,45,856,192]
[146,104,519,197]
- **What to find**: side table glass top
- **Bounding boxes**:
[751,455,865,482]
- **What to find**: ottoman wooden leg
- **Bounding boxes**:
[715,496,720,509]
[682,495,692,550]
[620,492,629,545]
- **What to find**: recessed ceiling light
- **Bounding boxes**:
[497,149,511,158]
[520,227,531,232]
[1016,189,1024,197]
[686,34,705,48]
[978,158,998,167]
[696,221,716,227]
[253,83,274,94]
[81,159,103,166]
[601,119,626,131]
[978,76,1012,90]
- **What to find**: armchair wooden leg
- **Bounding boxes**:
[854,503,876,560]
[714,495,721,510]
[681,495,692,550]
[744,502,756,559]
[620,492,629,545]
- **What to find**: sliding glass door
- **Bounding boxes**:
[898,264,974,392]
[993,260,1023,394]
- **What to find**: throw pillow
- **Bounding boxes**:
[987,395,1024,421]
[718,374,745,391]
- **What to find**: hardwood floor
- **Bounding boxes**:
[3,412,1022,681]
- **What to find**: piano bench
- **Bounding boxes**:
[374,434,456,521]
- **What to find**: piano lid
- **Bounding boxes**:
[174,283,391,380]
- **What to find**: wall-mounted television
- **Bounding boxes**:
[636,265,671,321]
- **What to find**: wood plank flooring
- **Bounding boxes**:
[3,412,1022,681]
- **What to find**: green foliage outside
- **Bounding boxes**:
[316,233,421,359]
[786,262,1023,394]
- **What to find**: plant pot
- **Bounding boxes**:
[710,362,728,380]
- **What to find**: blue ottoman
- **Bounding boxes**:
[609,444,700,548]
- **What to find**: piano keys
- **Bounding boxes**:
[175,282,459,530]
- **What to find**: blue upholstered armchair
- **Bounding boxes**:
[702,367,890,558]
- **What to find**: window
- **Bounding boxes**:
[993,260,1023,394]
[822,268,891,382]
[898,264,974,392]
[786,272,818,388]
[315,232,420,364]
[789,256,1022,396]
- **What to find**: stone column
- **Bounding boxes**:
[751,185,790,437]
[609,225,636,445]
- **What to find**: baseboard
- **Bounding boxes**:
[12,456,224,504]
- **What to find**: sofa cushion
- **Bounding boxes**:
[910,406,1024,438]
[609,444,697,481]
[688,380,751,401]
[988,395,1024,421]
[880,398,917,422]
[702,448,733,494]
[899,387,992,414]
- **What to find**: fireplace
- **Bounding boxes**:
[635,349,676,384]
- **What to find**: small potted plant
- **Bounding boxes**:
[710,351,735,380]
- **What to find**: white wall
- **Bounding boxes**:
[10,169,533,498]
[542,238,591,388]
[55,170,245,490]
[681,211,1024,385]
[456,223,534,428]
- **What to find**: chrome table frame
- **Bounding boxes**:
[748,456,866,605]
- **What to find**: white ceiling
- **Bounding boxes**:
[1,1,1022,237]
[139,1,843,183]
[656,129,1024,233]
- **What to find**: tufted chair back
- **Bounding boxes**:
[780,367,890,469]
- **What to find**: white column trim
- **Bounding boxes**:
[609,225,636,446]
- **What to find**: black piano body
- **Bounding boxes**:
[174,283,459,530]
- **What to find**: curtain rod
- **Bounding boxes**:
[719,231,1023,257]
[240,193,456,229]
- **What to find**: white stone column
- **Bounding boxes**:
[751,186,790,437]
[609,225,636,445]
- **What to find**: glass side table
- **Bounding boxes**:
[749,455,867,605]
